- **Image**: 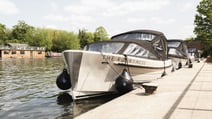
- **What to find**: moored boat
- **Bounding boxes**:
[57,30,174,100]
[167,39,193,69]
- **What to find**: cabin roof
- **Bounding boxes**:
[167,39,184,42]
[111,29,164,39]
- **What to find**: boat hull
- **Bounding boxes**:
[63,50,173,100]
[168,55,189,69]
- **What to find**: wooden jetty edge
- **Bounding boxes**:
[75,61,212,119]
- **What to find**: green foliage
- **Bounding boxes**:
[185,37,195,41]
[12,20,34,43]
[52,30,80,52]
[0,23,6,44]
[29,28,53,51]
[78,29,94,48]
[0,21,110,52]
[94,26,109,42]
[0,23,13,44]
[78,26,109,48]
[194,0,212,55]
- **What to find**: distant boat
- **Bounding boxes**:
[56,30,173,100]
[167,39,193,69]
[45,52,62,57]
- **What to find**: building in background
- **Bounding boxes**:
[0,43,45,59]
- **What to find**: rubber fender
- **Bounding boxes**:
[56,69,71,90]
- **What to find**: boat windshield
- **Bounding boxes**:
[112,33,156,41]
[168,48,183,56]
[123,43,157,59]
[167,41,181,48]
[85,42,124,53]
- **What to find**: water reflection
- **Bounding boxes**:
[0,58,70,119]
[56,92,73,118]
[0,58,119,119]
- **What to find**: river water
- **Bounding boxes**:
[0,58,117,119]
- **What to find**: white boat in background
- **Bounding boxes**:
[56,30,174,100]
[167,39,193,69]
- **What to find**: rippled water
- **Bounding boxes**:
[0,58,117,119]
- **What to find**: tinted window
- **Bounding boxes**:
[168,48,183,56]
[85,42,124,53]
[123,43,157,59]
[167,41,181,48]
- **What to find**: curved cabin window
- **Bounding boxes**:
[123,43,157,59]
[168,48,183,56]
[85,42,124,53]
[112,33,156,41]
[167,41,181,48]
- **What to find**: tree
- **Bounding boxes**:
[1,21,112,52]
[86,32,94,43]
[12,20,34,43]
[0,23,13,44]
[29,28,53,51]
[52,30,80,52]
[94,26,109,42]
[185,37,195,41]
[0,23,7,44]
[194,0,212,55]
[78,29,94,48]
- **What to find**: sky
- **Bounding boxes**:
[0,0,202,39]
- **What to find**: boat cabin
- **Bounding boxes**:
[167,39,189,58]
[84,30,168,60]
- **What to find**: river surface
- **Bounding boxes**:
[0,58,117,119]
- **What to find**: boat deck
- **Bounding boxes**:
[75,61,212,119]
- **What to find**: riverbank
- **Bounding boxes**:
[75,61,212,119]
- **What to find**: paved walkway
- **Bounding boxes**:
[75,61,212,119]
[169,63,212,119]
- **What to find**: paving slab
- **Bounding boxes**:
[75,62,211,119]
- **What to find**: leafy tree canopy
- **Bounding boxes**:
[94,26,109,42]
[78,29,94,48]
[194,0,212,55]
[52,30,80,52]
[0,23,7,44]
[0,20,110,52]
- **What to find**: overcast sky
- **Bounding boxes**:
[0,0,201,39]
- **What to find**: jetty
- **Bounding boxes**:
[75,61,212,119]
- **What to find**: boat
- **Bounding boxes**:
[56,30,174,100]
[167,39,193,69]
